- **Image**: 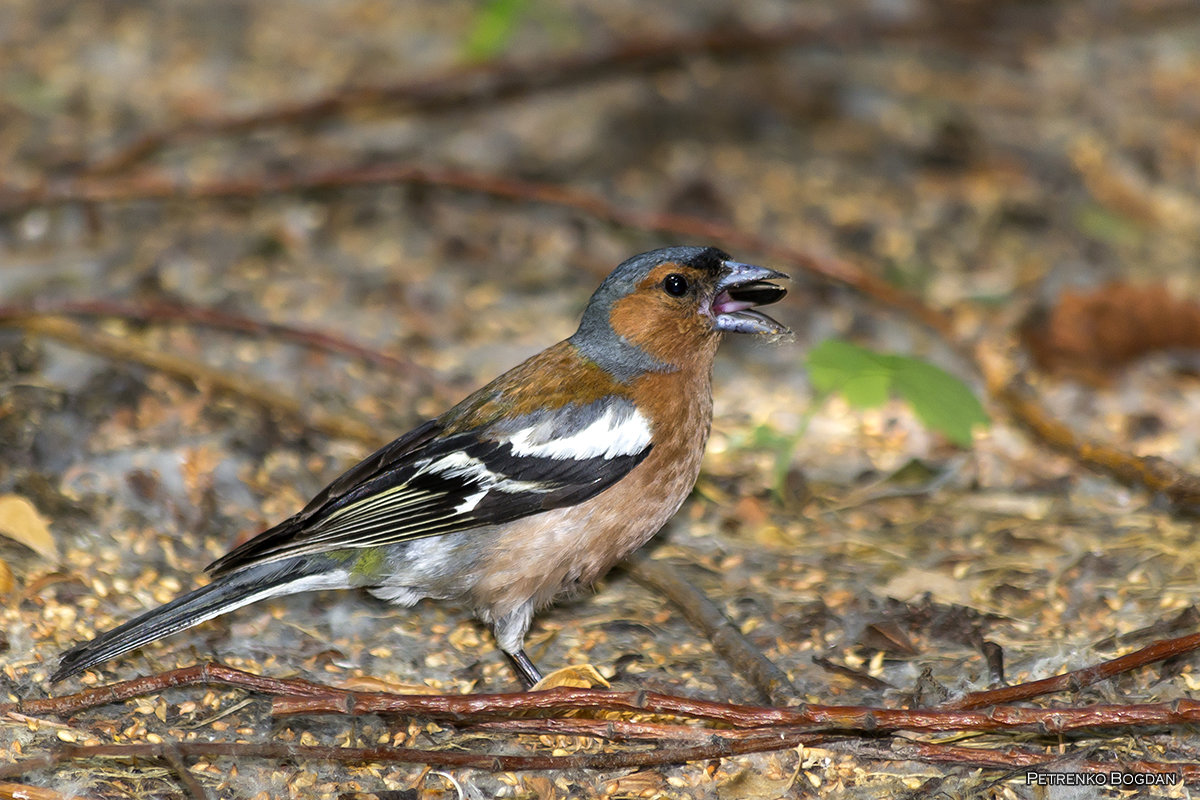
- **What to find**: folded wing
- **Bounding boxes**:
[207,399,652,575]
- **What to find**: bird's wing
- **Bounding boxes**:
[207,399,652,575]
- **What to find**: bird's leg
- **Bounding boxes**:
[507,649,544,689]
[492,603,541,688]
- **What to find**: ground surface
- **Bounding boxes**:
[2,1,1200,798]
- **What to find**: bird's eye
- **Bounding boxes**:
[663,273,689,297]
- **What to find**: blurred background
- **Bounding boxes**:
[2,1,1200,797]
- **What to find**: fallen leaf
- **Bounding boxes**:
[339,675,443,695]
[531,664,610,690]
[521,775,557,800]
[0,495,59,562]
[1023,282,1200,381]
[717,763,799,800]
[0,560,12,594]
[605,771,667,796]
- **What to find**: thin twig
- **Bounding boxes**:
[625,554,800,705]
[159,746,209,800]
[944,630,1200,711]
[7,161,1194,512]
[0,299,429,380]
[3,736,1197,782]
[12,663,335,718]
[0,163,951,337]
[0,734,811,776]
[859,738,1196,781]
[21,661,1200,737]
[2,316,379,444]
[77,21,922,176]
[278,686,1200,735]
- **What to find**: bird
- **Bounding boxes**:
[53,246,788,687]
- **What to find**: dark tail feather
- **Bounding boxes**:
[52,558,337,682]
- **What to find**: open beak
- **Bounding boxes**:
[712,261,790,334]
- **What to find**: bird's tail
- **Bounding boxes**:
[52,558,345,682]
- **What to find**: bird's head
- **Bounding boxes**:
[570,246,789,378]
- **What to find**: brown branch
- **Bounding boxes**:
[877,739,1197,781]
[160,746,210,800]
[466,716,724,742]
[0,734,813,776]
[944,630,1200,711]
[78,21,923,176]
[0,299,428,380]
[19,661,1200,738]
[984,369,1200,514]
[276,685,1200,735]
[624,554,800,705]
[1,316,379,444]
[4,735,1197,783]
[10,663,336,718]
[0,163,950,340]
[10,663,1200,781]
[8,160,1193,513]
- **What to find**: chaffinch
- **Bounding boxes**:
[53,246,788,687]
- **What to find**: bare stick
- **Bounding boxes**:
[944,630,1200,711]
[3,316,379,444]
[625,554,800,705]
[7,161,1192,512]
[79,21,917,176]
[2,736,1196,781]
[0,299,429,380]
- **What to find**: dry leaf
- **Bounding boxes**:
[339,675,443,695]
[1023,282,1200,381]
[604,770,667,796]
[0,495,59,562]
[717,764,799,800]
[530,664,610,690]
[0,560,12,594]
[520,775,557,800]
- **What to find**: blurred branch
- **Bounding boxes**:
[159,746,210,800]
[61,5,1200,177]
[0,299,428,379]
[981,360,1200,515]
[4,161,1197,512]
[0,736,823,776]
[625,554,800,706]
[1,315,379,444]
[0,163,949,336]
[77,21,922,176]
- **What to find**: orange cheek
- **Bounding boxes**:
[609,293,715,366]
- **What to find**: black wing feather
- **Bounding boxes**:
[208,419,650,576]
[208,419,441,575]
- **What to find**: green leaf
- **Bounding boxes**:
[461,0,532,62]
[837,372,892,408]
[805,339,989,447]
[888,356,989,447]
[1074,203,1143,246]
[807,339,890,404]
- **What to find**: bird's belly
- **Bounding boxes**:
[468,424,708,619]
